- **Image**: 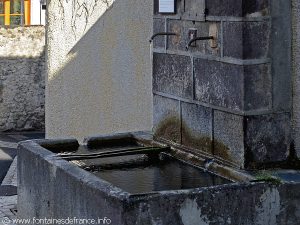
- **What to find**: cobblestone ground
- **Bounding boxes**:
[0,132,44,224]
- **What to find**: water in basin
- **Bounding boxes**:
[73,150,232,194]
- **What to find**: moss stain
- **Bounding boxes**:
[154,116,181,143]
[181,124,212,153]
[213,140,235,164]
[154,116,237,166]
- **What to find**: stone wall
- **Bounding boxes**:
[46,0,152,141]
[0,26,45,131]
[153,0,292,169]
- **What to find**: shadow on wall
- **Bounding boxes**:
[46,0,153,140]
[0,52,46,132]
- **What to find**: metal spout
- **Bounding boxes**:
[186,36,214,50]
[149,32,177,43]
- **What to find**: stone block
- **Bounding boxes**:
[242,0,270,17]
[206,0,269,17]
[194,59,271,111]
[206,0,243,17]
[181,102,213,154]
[182,0,205,21]
[244,64,272,111]
[213,111,245,168]
[223,21,270,59]
[167,20,221,56]
[153,94,181,143]
[194,59,244,111]
[245,113,291,167]
[153,53,192,99]
[153,18,165,49]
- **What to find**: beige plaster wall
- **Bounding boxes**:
[46,0,153,141]
[292,0,300,157]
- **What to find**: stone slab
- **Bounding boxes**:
[153,94,181,143]
[223,21,270,60]
[245,113,291,167]
[244,64,272,111]
[194,59,244,111]
[206,0,269,17]
[213,110,245,168]
[153,53,192,99]
[181,102,213,154]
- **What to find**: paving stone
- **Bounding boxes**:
[153,95,181,143]
[223,21,270,59]
[153,53,192,99]
[181,102,213,154]
[213,110,245,168]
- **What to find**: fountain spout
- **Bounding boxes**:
[149,32,177,43]
[186,36,214,50]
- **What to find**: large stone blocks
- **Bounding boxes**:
[194,59,271,111]
[153,53,192,99]
[194,59,244,111]
[153,94,181,143]
[245,113,291,167]
[214,111,245,168]
[206,0,269,17]
[182,0,205,20]
[214,111,291,168]
[244,64,272,111]
[223,21,270,59]
[181,102,213,154]
[242,0,270,17]
[152,0,293,169]
[206,0,243,17]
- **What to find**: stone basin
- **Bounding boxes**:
[18,132,300,225]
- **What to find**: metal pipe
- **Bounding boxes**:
[186,36,214,50]
[58,146,170,161]
[149,32,177,43]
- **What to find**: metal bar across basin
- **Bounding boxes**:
[57,146,170,161]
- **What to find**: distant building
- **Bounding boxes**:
[0,0,46,26]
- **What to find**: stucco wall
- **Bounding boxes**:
[46,0,153,141]
[0,26,45,131]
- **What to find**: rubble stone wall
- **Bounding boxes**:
[0,26,45,131]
